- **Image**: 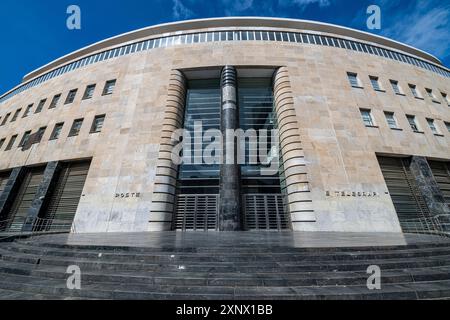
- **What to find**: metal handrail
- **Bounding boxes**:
[401,216,449,238]
[0,216,75,236]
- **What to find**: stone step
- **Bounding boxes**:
[0,272,449,300]
[2,251,450,275]
[16,239,450,254]
[6,242,450,263]
[0,250,450,272]
[0,261,449,287]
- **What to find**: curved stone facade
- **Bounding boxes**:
[0,18,449,234]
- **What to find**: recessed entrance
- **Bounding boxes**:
[173,69,288,231]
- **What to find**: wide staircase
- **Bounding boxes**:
[0,235,450,300]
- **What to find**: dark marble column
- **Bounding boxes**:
[0,167,25,223]
[219,66,242,231]
[409,156,450,232]
[22,162,61,232]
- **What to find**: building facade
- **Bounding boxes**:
[0,17,449,234]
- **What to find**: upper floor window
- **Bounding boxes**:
[36,127,47,143]
[68,119,83,137]
[427,118,441,135]
[49,94,61,109]
[50,123,64,140]
[102,80,116,95]
[18,131,32,147]
[35,99,47,114]
[406,115,420,132]
[11,109,22,122]
[369,76,383,91]
[360,109,375,127]
[65,89,78,104]
[347,73,362,88]
[390,80,403,95]
[90,115,106,133]
[23,104,33,118]
[83,84,96,100]
[445,121,450,132]
[384,112,399,129]
[425,88,439,103]
[5,135,17,151]
[1,113,11,126]
[441,92,449,105]
[409,84,422,99]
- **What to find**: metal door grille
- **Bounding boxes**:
[4,167,45,232]
[243,194,289,230]
[0,172,10,197]
[378,157,438,233]
[37,161,90,231]
[429,161,450,208]
[174,194,219,231]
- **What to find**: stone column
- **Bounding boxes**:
[273,67,315,229]
[0,167,25,223]
[149,70,187,231]
[219,65,242,231]
[22,162,61,232]
[409,156,450,232]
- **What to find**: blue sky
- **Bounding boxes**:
[0,0,449,95]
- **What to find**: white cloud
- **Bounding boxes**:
[172,0,194,20]
[381,2,450,60]
[279,0,331,9]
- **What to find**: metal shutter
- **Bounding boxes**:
[243,194,289,230]
[378,157,437,233]
[429,161,450,207]
[174,194,219,231]
[0,172,10,197]
[4,167,45,232]
[39,161,90,231]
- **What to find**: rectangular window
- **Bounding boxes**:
[425,88,436,100]
[409,84,421,99]
[360,109,375,127]
[23,104,33,118]
[102,79,116,95]
[369,76,382,91]
[0,138,5,150]
[50,123,64,140]
[347,72,361,88]
[36,126,47,142]
[441,92,449,105]
[390,80,403,95]
[49,94,61,109]
[90,115,106,133]
[68,119,83,137]
[18,131,32,147]
[5,135,17,151]
[65,89,78,104]
[11,109,22,122]
[35,99,47,113]
[1,113,11,126]
[384,112,399,129]
[406,115,420,132]
[445,122,450,132]
[427,118,440,135]
[82,84,96,100]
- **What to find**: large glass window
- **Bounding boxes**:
[238,78,280,194]
[177,79,221,195]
